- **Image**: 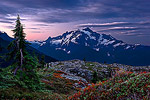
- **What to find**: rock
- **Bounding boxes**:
[48,60,150,83]
[61,74,87,83]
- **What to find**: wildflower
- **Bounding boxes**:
[91,83,95,88]
[98,82,102,85]
[83,88,86,93]
[78,91,81,96]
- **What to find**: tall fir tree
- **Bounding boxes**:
[40,55,46,68]
[7,15,28,75]
[91,71,98,83]
[7,15,41,90]
[0,45,2,51]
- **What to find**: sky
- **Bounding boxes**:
[0,0,150,46]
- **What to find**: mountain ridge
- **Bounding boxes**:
[31,27,150,66]
[0,31,57,67]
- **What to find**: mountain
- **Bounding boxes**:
[33,27,150,66]
[0,31,57,68]
[0,31,14,41]
[29,40,46,49]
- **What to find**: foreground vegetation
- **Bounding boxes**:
[0,68,67,99]
[67,70,150,100]
[0,65,150,100]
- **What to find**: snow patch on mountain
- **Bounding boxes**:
[100,39,109,45]
[29,40,46,48]
[113,43,125,47]
[70,34,81,44]
[62,32,74,45]
[56,48,71,54]
[85,43,89,46]
[56,48,66,52]
[71,37,77,44]
[135,44,140,46]
[81,30,96,40]
[107,52,110,56]
[97,35,103,45]
[40,42,46,46]
[93,48,99,51]
[104,40,115,45]
[125,45,131,49]
[67,51,71,54]
[29,41,41,45]
[51,39,62,45]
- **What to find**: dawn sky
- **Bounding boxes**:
[0,0,150,45]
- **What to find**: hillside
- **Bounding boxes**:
[0,32,57,67]
[0,60,149,99]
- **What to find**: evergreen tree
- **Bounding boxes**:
[7,15,28,75]
[83,57,86,62]
[0,44,1,51]
[6,15,41,90]
[40,55,46,68]
[91,71,98,84]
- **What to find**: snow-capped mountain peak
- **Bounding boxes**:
[31,27,147,56]
[29,27,150,66]
[81,29,96,40]
[31,27,139,53]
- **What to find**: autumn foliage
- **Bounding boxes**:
[68,71,150,100]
